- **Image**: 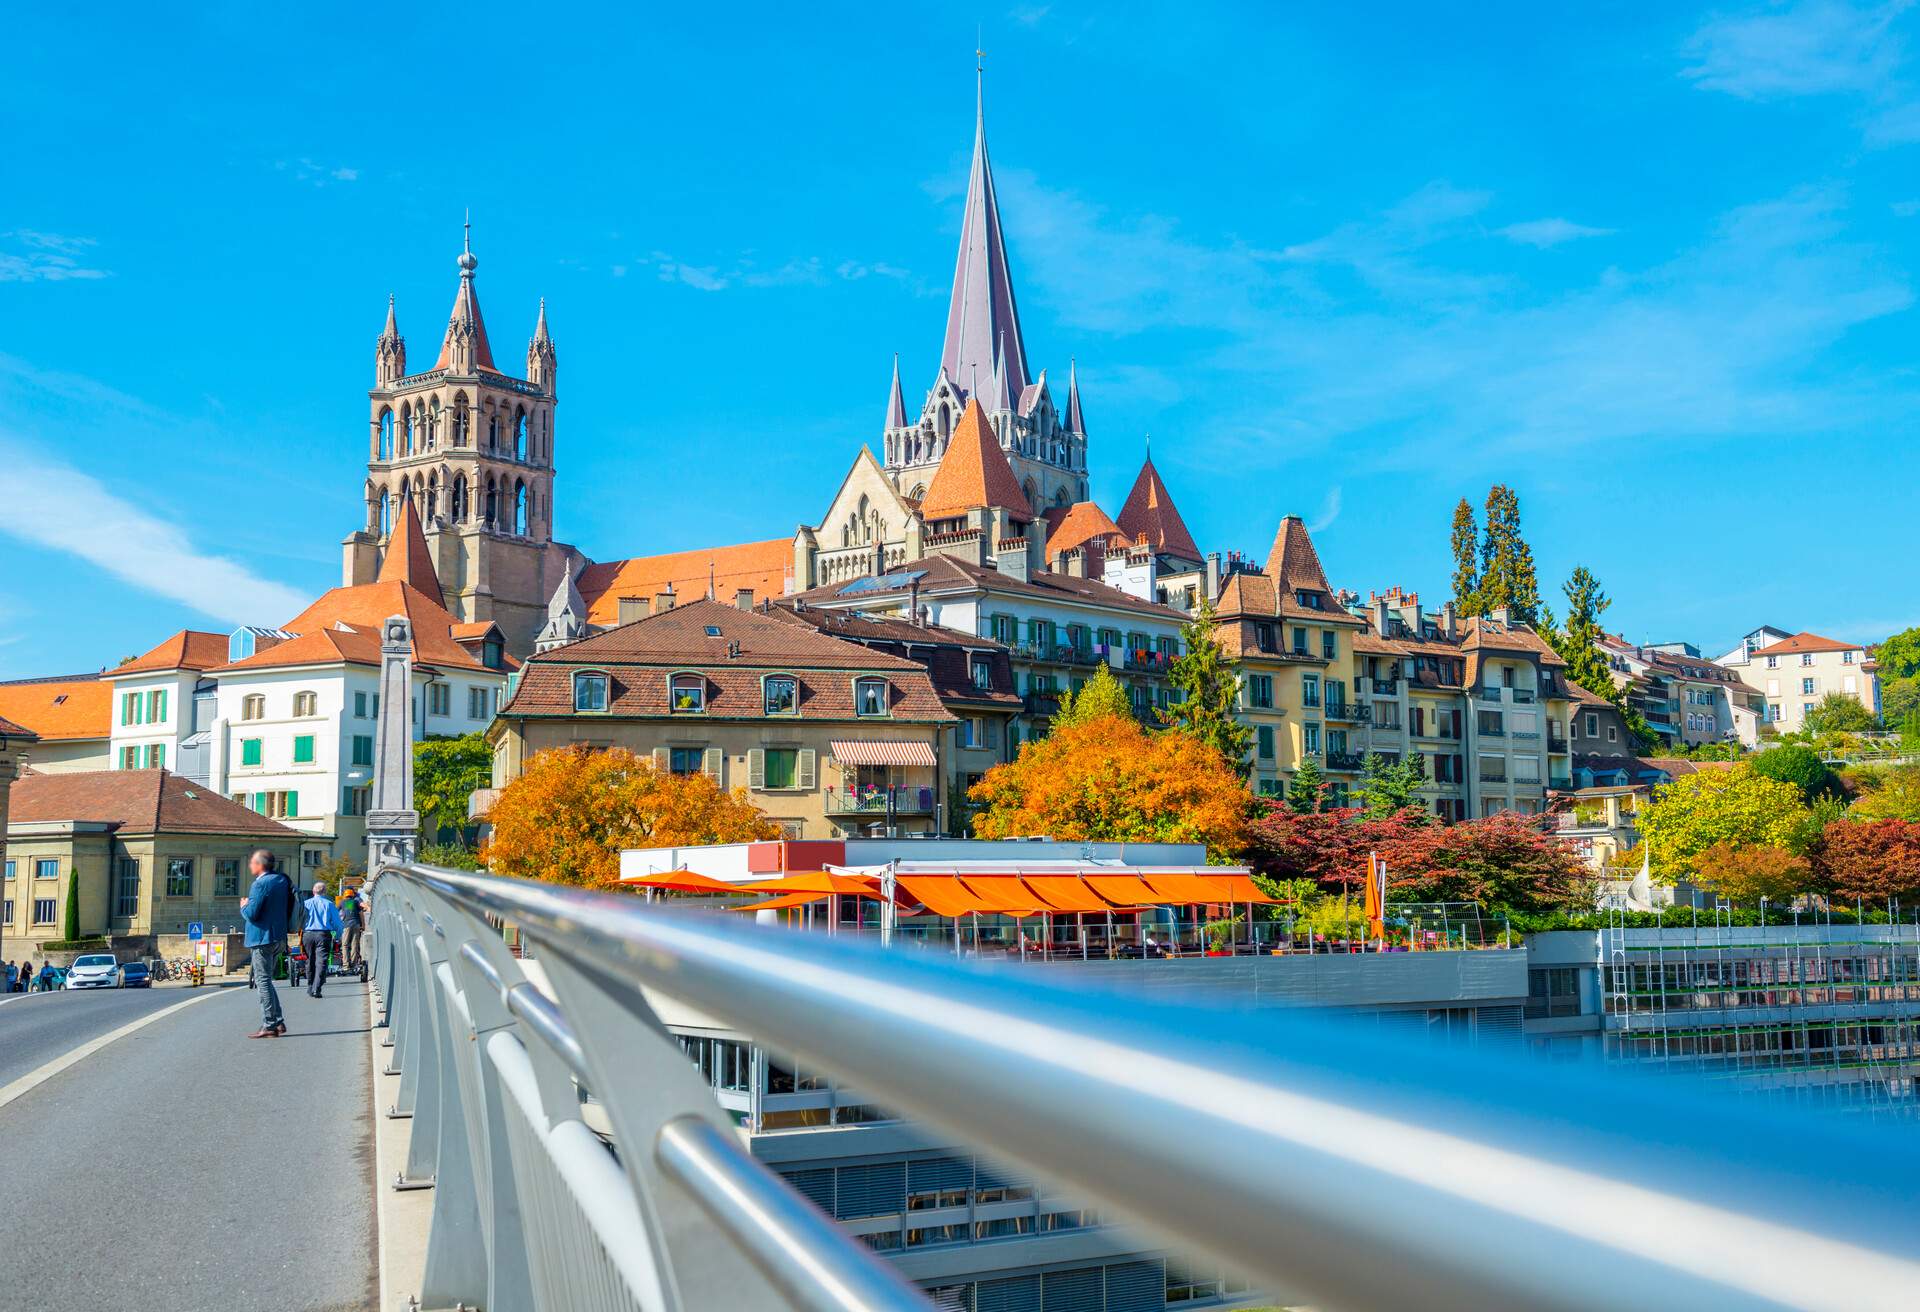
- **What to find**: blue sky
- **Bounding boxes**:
[4,1,1919,677]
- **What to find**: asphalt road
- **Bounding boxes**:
[0,977,377,1310]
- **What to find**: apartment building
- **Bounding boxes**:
[1719,630,1879,733]
[1348,591,1575,820]
[1598,637,1764,748]
[1212,515,1364,797]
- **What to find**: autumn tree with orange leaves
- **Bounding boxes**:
[968,713,1250,860]
[483,746,778,889]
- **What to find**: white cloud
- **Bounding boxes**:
[1681,0,1911,100]
[0,230,108,282]
[276,158,362,187]
[1009,5,1051,26]
[0,438,309,626]
[1308,486,1343,534]
[1497,218,1616,248]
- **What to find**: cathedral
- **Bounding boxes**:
[345,77,1201,657]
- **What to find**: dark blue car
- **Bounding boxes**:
[116,961,152,989]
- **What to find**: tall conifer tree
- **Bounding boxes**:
[1449,498,1480,615]
[1160,597,1253,775]
[1477,485,1542,625]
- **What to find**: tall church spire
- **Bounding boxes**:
[1065,356,1086,435]
[376,294,405,384]
[527,296,556,391]
[436,216,495,373]
[884,353,907,430]
[940,63,1028,403]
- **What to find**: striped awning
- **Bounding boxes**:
[829,740,937,767]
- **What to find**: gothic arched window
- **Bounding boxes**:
[484,477,498,528]
[938,402,951,442]
[378,491,392,537]
[488,412,499,451]
[379,410,394,461]
[513,480,528,535]
[515,411,527,461]
[451,474,468,522]
[426,471,440,522]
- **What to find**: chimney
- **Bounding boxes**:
[1205,551,1221,601]
[1060,547,1087,579]
[1373,595,1391,639]
[1440,601,1457,640]
[655,590,677,614]
[617,596,648,625]
[1490,605,1511,625]
[908,577,922,624]
[734,588,754,611]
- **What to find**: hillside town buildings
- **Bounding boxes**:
[1717,629,1880,733]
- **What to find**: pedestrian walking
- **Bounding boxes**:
[3,961,15,993]
[36,962,55,992]
[240,849,297,1038]
[301,880,344,998]
[338,887,365,972]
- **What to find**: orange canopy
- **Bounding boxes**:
[731,891,828,912]
[1212,873,1281,905]
[623,869,748,894]
[742,871,884,898]
[1141,872,1234,903]
[1083,874,1162,907]
[896,874,990,917]
[1012,876,1115,913]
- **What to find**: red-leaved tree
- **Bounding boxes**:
[1813,818,1920,901]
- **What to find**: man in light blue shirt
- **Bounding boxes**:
[300,881,345,998]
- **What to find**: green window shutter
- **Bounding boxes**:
[286,791,298,817]
[748,749,765,790]
[651,747,670,772]
[797,749,816,791]
[251,791,266,813]
[157,689,167,721]
[702,747,722,780]
[241,738,262,766]
[293,735,314,764]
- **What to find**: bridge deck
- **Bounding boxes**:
[0,978,377,1311]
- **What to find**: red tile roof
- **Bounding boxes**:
[11,769,302,837]
[1116,455,1200,561]
[377,496,445,608]
[576,539,794,627]
[1751,631,1862,657]
[0,714,35,741]
[919,399,1032,520]
[0,677,111,742]
[219,579,491,673]
[1042,501,1126,563]
[111,630,229,675]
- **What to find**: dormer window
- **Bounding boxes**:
[573,671,609,713]
[763,675,798,716]
[854,678,888,717]
[483,638,503,670]
[971,657,993,691]
[671,674,705,713]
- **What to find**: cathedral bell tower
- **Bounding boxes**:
[341,223,580,657]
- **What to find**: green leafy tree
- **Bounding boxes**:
[62,869,80,941]
[1804,691,1874,735]
[1874,627,1920,682]
[414,731,494,844]
[1633,764,1812,883]
[1476,485,1542,625]
[1286,758,1326,814]
[1749,743,1843,802]
[1550,566,1618,699]
[1449,498,1480,616]
[1851,766,1920,823]
[1357,752,1428,820]
[1880,675,1920,732]
[1055,665,1132,728]
[1159,596,1252,774]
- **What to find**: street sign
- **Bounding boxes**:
[187,922,203,941]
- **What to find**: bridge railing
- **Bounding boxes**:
[371,861,1920,1312]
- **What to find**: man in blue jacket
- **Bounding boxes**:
[240,848,296,1038]
[300,880,345,998]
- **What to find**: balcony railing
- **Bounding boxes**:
[1124,650,1173,673]
[1370,678,1398,695]
[826,784,937,815]
[1478,686,1502,702]
[1023,691,1061,717]
[369,862,1920,1312]
[1511,688,1537,704]
[1548,734,1570,754]
[1325,750,1367,772]
[1324,701,1371,723]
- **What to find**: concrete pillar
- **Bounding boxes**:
[364,615,420,880]
[0,720,36,968]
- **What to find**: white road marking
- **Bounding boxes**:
[0,989,227,1111]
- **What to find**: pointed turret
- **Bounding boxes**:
[1065,357,1086,435]
[378,494,446,608]
[940,69,1029,403]
[376,295,406,384]
[1264,514,1338,609]
[435,219,496,374]
[1116,449,1201,564]
[884,354,907,430]
[918,399,1033,520]
[527,297,556,392]
[534,570,590,652]
[983,331,1012,414]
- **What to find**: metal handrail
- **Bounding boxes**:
[373,861,1920,1312]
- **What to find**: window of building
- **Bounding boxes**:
[241,694,265,720]
[114,859,140,919]
[2,860,10,881]
[1303,723,1321,753]
[351,735,373,767]
[669,674,704,713]
[428,683,451,716]
[1765,656,1778,669]
[213,859,241,898]
[483,638,504,670]
[1843,650,1856,665]
[989,614,1016,644]
[1256,725,1275,760]
[1584,713,1598,736]
[35,859,57,881]
[1253,622,1277,653]
[1477,710,1504,736]
[1515,756,1541,783]
[763,748,799,790]
[970,657,993,691]
[146,689,167,723]
[467,687,489,719]
[144,743,166,769]
[120,745,139,770]
[341,785,371,816]
[667,746,705,775]
[574,671,610,712]
[165,859,194,898]
[1,899,10,924]
[1804,702,1816,718]
[1801,653,1814,666]
[1291,627,1309,655]
[1302,674,1321,708]
[1801,677,1816,695]
[33,898,56,926]
[1479,755,1507,783]
[1607,726,1618,742]
[292,691,317,717]
[1246,674,1273,709]
[764,675,798,716]
[855,679,888,717]
[1322,630,1337,659]
[121,692,142,726]
[240,738,263,767]
[250,790,297,819]
[354,691,369,718]
[292,735,315,765]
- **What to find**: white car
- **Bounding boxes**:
[64,954,119,990]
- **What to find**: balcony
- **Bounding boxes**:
[1478,687,1502,702]
[826,784,937,816]
[1055,645,1105,668]
[1325,750,1367,772]
[1511,688,1537,704]
[1325,701,1371,723]
[1124,650,1173,673]
[1023,691,1061,717]
[1371,713,1404,731]
[1549,774,1575,791]
[1548,734,1569,754]
[1370,678,1398,696]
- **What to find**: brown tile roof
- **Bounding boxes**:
[792,553,1188,622]
[10,769,302,837]
[1042,501,1126,563]
[918,399,1032,520]
[377,496,445,608]
[505,599,952,723]
[217,580,490,673]
[1750,631,1861,658]
[577,539,793,628]
[770,604,1023,709]
[1461,616,1567,666]
[0,714,35,741]
[111,630,229,675]
[1115,455,1200,561]
[0,677,111,742]
[1216,519,1362,626]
